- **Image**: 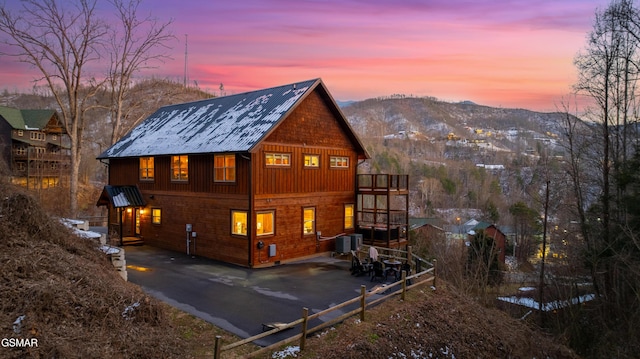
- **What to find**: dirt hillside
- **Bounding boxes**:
[0,181,186,358]
[299,284,580,359]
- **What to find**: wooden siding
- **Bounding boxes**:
[140,192,250,266]
[264,90,355,149]
[250,191,356,266]
[108,154,249,195]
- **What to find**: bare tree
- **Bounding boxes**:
[106,0,174,144]
[0,0,108,216]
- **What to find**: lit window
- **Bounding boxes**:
[344,204,354,229]
[232,210,247,236]
[214,154,236,182]
[256,211,274,236]
[152,208,161,224]
[303,208,315,235]
[17,130,23,137]
[265,153,290,166]
[171,155,188,181]
[140,157,155,180]
[330,156,349,168]
[304,154,320,168]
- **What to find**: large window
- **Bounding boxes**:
[265,153,290,167]
[256,211,274,236]
[232,210,247,236]
[303,207,315,235]
[171,155,188,181]
[304,154,319,168]
[152,208,162,224]
[344,204,354,229]
[140,157,155,180]
[330,156,349,168]
[214,154,236,182]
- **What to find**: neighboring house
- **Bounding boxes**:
[409,218,445,242]
[96,79,369,267]
[0,106,70,189]
[469,221,506,264]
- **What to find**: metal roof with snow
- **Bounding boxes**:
[96,185,146,208]
[97,78,365,159]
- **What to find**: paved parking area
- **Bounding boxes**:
[123,245,387,346]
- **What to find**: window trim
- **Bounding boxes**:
[151,208,162,225]
[139,156,155,181]
[214,154,236,183]
[330,156,349,168]
[303,207,316,236]
[344,204,355,230]
[256,210,275,237]
[231,210,248,236]
[170,155,189,182]
[265,153,291,167]
[303,154,320,168]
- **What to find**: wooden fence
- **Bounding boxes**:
[214,246,436,359]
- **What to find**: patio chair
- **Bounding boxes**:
[350,251,367,276]
[401,262,412,285]
[370,260,385,282]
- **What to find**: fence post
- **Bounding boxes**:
[407,245,413,268]
[360,285,366,321]
[214,335,222,359]
[432,259,437,287]
[401,271,407,301]
[300,307,309,351]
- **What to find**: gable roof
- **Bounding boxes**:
[0,106,58,130]
[96,185,146,208]
[98,78,367,159]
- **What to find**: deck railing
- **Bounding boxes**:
[357,174,408,191]
[213,246,435,358]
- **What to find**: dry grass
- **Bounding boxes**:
[296,284,580,359]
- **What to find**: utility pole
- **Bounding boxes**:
[539,180,550,326]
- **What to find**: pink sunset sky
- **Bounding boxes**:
[0,0,610,112]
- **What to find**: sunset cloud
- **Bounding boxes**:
[0,0,609,111]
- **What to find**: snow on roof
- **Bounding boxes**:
[98,79,320,158]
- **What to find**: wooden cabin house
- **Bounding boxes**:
[0,106,70,189]
[97,79,370,267]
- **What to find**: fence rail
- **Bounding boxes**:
[214,249,435,359]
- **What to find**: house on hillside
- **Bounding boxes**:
[0,106,70,189]
[96,79,374,267]
[469,221,506,264]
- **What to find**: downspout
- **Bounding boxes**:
[244,153,253,268]
[355,158,366,237]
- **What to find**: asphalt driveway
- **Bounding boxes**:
[123,245,386,347]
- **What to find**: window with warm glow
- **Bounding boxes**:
[303,207,315,235]
[344,204,354,229]
[140,157,155,180]
[152,208,161,224]
[256,211,274,236]
[232,210,247,236]
[330,156,349,168]
[214,154,236,182]
[304,154,319,168]
[171,155,188,181]
[265,153,290,166]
